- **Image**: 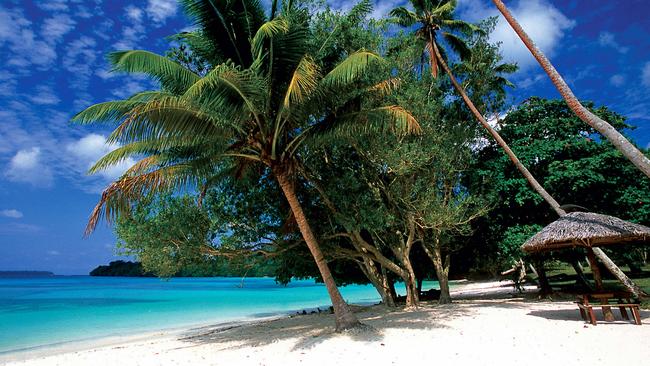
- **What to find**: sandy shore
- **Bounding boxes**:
[3,281,649,366]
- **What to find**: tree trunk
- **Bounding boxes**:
[592,247,647,298]
[491,0,650,179]
[422,240,452,304]
[359,259,396,307]
[431,41,565,217]
[274,170,360,331]
[571,260,592,290]
[402,259,419,308]
[381,267,397,307]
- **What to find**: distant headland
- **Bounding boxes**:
[0,271,55,278]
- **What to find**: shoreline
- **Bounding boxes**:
[0,279,469,361]
[4,280,648,365]
[0,278,454,359]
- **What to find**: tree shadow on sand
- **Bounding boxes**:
[527,307,649,325]
[177,304,472,352]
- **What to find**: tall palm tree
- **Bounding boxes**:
[490,0,647,297]
[390,0,566,216]
[491,0,650,179]
[74,2,420,331]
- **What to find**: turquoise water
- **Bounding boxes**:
[0,276,438,354]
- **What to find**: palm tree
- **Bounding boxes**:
[390,0,566,215]
[74,2,420,331]
[491,0,647,297]
[491,0,650,179]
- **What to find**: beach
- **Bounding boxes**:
[3,281,649,366]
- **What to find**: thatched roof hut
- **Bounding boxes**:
[522,212,650,253]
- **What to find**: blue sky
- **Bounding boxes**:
[1,0,649,274]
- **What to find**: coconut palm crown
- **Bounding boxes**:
[390,0,482,78]
[72,0,419,331]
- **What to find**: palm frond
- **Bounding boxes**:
[107,97,234,145]
[431,0,457,18]
[388,7,418,27]
[309,105,421,144]
[251,17,289,58]
[88,137,214,175]
[321,49,384,89]
[180,0,265,67]
[441,19,483,35]
[442,32,471,61]
[85,164,200,235]
[183,63,265,122]
[282,55,320,109]
[367,77,402,96]
[109,50,200,95]
[495,63,519,74]
[347,0,373,23]
[72,100,143,125]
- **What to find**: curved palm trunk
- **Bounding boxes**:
[431,41,565,217]
[274,170,361,331]
[491,0,650,179]
[432,41,646,298]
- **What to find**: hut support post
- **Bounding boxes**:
[532,259,552,296]
[592,247,647,298]
[585,248,604,290]
[586,248,614,321]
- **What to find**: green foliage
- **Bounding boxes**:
[115,194,212,278]
[497,224,543,264]
[467,97,650,273]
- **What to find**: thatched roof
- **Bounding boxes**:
[522,212,650,253]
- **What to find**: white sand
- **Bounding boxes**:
[3,281,649,366]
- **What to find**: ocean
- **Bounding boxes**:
[0,276,439,354]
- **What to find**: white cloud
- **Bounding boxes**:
[517,73,545,89]
[609,74,625,87]
[0,7,57,68]
[66,134,136,180]
[147,0,177,24]
[47,250,61,256]
[30,85,61,105]
[0,209,23,218]
[36,0,68,12]
[0,222,42,234]
[642,62,650,88]
[126,6,144,22]
[4,147,54,187]
[112,81,147,99]
[458,0,575,71]
[62,36,97,90]
[41,14,76,44]
[598,31,629,54]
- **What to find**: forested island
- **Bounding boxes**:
[90,260,276,278]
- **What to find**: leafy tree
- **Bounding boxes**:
[115,194,213,278]
[74,1,418,331]
[468,98,650,289]
[390,0,567,218]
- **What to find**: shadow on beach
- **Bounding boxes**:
[527,307,649,324]
[177,303,471,351]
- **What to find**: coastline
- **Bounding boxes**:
[3,280,649,365]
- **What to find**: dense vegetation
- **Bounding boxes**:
[76,0,649,329]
